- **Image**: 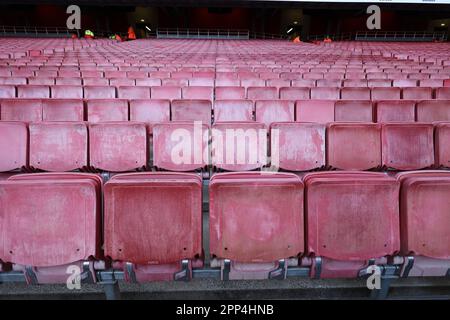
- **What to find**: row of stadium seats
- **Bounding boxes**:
[1,121,449,172]
[0,171,448,284]
[1,98,449,124]
[1,84,450,100]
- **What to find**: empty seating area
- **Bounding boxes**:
[0,38,449,298]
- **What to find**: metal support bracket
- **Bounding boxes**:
[269,259,287,280]
[174,259,191,281]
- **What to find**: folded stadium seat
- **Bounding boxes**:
[84,86,116,99]
[55,77,83,86]
[83,78,110,86]
[215,87,245,100]
[28,77,55,85]
[430,74,448,80]
[271,122,325,171]
[260,72,280,80]
[0,85,15,98]
[368,80,392,88]
[215,79,240,87]
[402,87,433,100]
[367,72,388,80]
[17,85,50,99]
[435,123,450,168]
[340,87,371,100]
[304,171,400,278]
[266,79,291,89]
[60,70,82,78]
[104,172,203,282]
[182,86,214,101]
[381,123,434,170]
[436,88,450,100]
[171,99,212,125]
[135,78,162,86]
[214,100,254,122]
[444,79,450,87]
[152,122,209,172]
[0,173,101,284]
[280,72,303,80]
[162,78,188,87]
[420,79,443,88]
[50,85,83,99]
[150,71,171,79]
[86,95,129,122]
[291,79,316,87]
[117,86,151,99]
[371,87,401,101]
[416,100,450,122]
[211,122,267,171]
[376,100,416,123]
[12,70,34,78]
[42,99,84,121]
[241,78,266,89]
[279,87,310,100]
[396,171,450,277]
[0,99,42,121]
[345,73,366,80]
[129,99,170,134]
[89,122,148,172]
[29,122,88,171]
[247,87,278,100]
[310,87,340,100]
[105,71,127,79]
[296,100,335,123]
[255,100,294,127]
[127,71,148,79]
[316,79,342,88]
[0,122,27,172]
[407,73,429,81]
[192,71,215,79]
[0,77,27,85]
[304,73,323,80]
[334,100,373,122]
[209,172,304,280]
[393,79,418,88]
[151,86,182,101]
[327,123,382,170]
[172,71,192,79]
[110,78,135,86]
[189,78,214,87]
[342,80,368,88]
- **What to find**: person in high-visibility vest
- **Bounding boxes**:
[84,30,94,39]
[127,26,136,40]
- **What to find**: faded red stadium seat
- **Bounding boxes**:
[420,79,443,88]
[435,123,450,168]
[255,100,294,127]
[28,77,55,85]
[368,80,392,88]
[393,79,417,88]
[271,122,325,171]
[0,85,15,98]
[117,86,151,99]
[444,79,450,87]
[0,99,42,121]
[104,172,203,282]
[129,99,170,128]
[89,122,148,172]
[382,123,434,170]
[0,173,101,283]
[110,78,135,86]
[171,99,212,124]
[343,80,368,88]
[291,79,316,87]
[210,172,304,280]
[247,87,278,100]
[416,100,450,122]
[51,85,83,99]
[83,78,109,86]
[215,79,240,87]
[189,78,214,87]
[17,85,50,98]
[0,77,26,85]
[211,122,267,171]
[436,87,450,100]
[310,87,340,100]
[0,121,27,172]
[267,79,290,89]
[55,77,82,86]
[42,99,84,121]
[214,100,253,122]
[153,122,209,171]
[340,88,371,100]
[371,87,401,100]
[29,122,88,171]
[334,100,373,122]
[182,86,214,101]
[327,123,381,170]
[304,172,399,278]
[84,86,116,99]
[279,87,310,100]
[136,78,161,86]
[376,100,416,123]
[396,171,450,277]
[162,78,188,87]
[296,100,335,123]
[87,99,128,122]
[316,79,342,87]
[151,86,181,100]
[215,87,245,100]
[402,87,433,100]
